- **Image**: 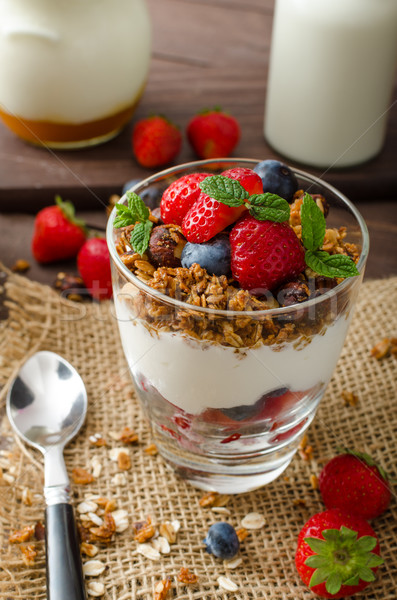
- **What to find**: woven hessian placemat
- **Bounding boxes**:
[0,269,396,600]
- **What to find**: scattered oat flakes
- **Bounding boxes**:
[21,487,33,506]
[81,542,99,557]
[134,521,156,543]
[177,567,198,584]
[241,512,266,530]
[235,527,249,542]
[109,447,129,462]
[117,451,131,471]
[217,575,238,592]
[159,521,176,544]
[88,512,103,527]
[3,473,15,484]
[111,473,127,486]
[9,525,35,543]
[293,498,307,507]
[341,390,359,406]
[298,435,313,461]
[72,467,94,485]
[87,581,105,597]
[83,559,106,577]
[154,578,172,600]
[144,443,158,455]
[136,543,161,561]
[371,337,397,360]
[224,556,243,569]
[11,258,30,273]
[199,491,230,508]
[20,543,37,566]
[211,506,231,515]
[111,509,128,533]
[89,433,107,447]
[310,474,319,490]
[77,500,98,514]
[151,536,170,554]
[89,513,116,543]
[170,519,181,533]
[104,499,117,513]
[119,426,139,444]
[90,458,102,479]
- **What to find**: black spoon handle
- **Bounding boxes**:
[45,503,87,600]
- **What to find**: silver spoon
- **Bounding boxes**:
[7,351,87,600]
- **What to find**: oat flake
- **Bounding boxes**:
[83,560,106,577]
[87,581,105,597]
[224,556,243,569]
[217,576,238,592]
[241,512,266,529]
[136,543,161,561]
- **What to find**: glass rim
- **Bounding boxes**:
[106,158,370,318]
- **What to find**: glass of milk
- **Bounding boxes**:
[264,0,397,168]
[0,0,151,149]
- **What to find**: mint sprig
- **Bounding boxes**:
[113,191,153,255]
[200,175,290,222]
[300,194,359,279]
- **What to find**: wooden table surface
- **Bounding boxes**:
[0,0,396,284]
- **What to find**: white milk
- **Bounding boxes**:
[264,0,397,168]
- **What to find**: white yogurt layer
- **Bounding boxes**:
[0,0,151,122]
[114,290,351,416]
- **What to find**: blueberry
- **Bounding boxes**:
[181,235,231,276]
[122,179,161,210]
[203,522,239,560]
[254,159,298,203]
[221,387,289,421]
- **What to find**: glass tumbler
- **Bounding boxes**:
[0,0,151,149]
[107,159,369,494]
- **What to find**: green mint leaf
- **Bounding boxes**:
[248,193,290,222]
[199,175,248,207]
[305,250,360,278]
[301,193,326,251]
[127,191,150,222]
[130,221,153,256]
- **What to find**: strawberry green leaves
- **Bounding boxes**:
[200,175,290,222]
[113,191,153,255]
[304,526,383,596]
[300,194,359,279]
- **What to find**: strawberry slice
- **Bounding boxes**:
[182,167,262,243]
[160,172,208,225]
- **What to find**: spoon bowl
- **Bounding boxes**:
[7,351,88,600]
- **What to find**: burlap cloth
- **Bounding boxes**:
[0,268,396,600]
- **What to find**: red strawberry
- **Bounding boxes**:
[160,172,209,225]
[295,508,383,598]
[77,238,113,300]
[318,451,392,520]
[31,196,86,264]
[230,216,305,291]
[132,116,182,168]
[187,108,240,159]
[182,167,262,243]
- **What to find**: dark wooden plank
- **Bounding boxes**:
[0,0,396,213]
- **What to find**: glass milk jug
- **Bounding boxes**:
[264,0,397,168]
[0,0,151,148]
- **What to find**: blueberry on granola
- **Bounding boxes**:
[203,522,239,560]
[181,234,231,276]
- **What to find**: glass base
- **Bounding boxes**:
[151,415,315,494]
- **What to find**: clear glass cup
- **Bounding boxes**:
[106,159,369,493]
[0,0,151,149]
